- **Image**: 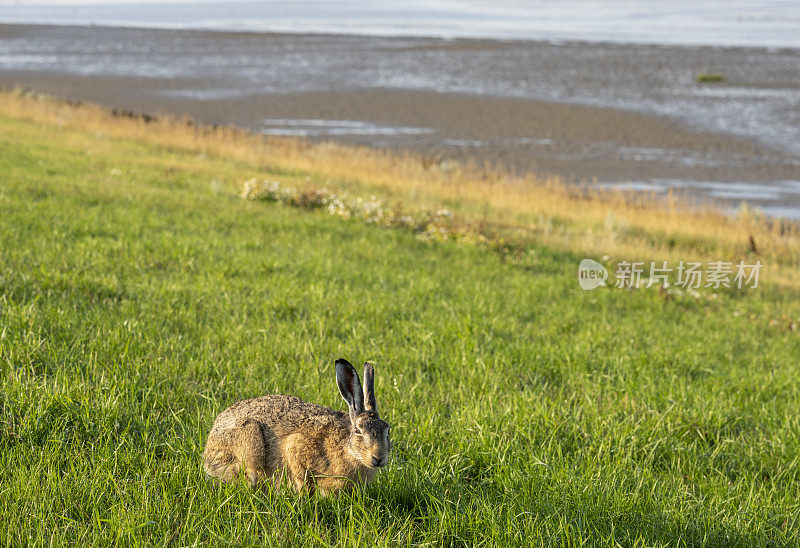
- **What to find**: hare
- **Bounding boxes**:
[202,359,390,496]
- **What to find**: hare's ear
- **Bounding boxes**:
[363,362,377,413]
[335,358,364,423]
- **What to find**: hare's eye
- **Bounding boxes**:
[354,427,363,436]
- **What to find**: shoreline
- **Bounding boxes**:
[2,23,800,216]
[4,85,799,293]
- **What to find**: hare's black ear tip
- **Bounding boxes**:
[335,358,353,368]
[364,362,374,371]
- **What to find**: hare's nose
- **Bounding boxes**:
[371,456,383,467]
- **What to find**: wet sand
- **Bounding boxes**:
[2,24,800,214]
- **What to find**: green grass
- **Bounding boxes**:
[1,112,799,547]
[696,74,726,84]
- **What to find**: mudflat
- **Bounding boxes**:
[2,23,799,212]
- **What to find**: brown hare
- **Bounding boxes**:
[202,359,391,496]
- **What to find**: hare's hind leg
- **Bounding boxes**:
[281,435,319,495]
[203,418,271,488]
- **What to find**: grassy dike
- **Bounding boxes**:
[1,92,799,545]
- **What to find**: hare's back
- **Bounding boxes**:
[212,394,340,432]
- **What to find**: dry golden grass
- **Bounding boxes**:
[2,87,798,288]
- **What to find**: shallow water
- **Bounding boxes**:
[2,1,800,48]
[259,119,435,137]
[601,179,800,218]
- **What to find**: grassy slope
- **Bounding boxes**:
[3,89,799,288]
[1,112,799,546]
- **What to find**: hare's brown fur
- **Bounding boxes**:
[203,360,389,496]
